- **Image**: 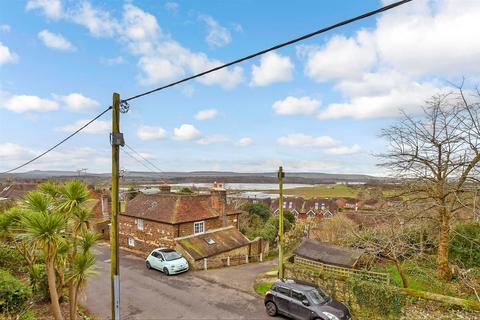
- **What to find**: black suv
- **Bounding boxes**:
[264,279,351,320]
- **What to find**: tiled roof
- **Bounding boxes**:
[293,239,364,268]
[122,192,238,224]
[177,226,250,260]
[0,183,37,200]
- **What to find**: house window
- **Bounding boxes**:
[137,219,144,231]
[205,238,216,245]
[194,221,205,235]
[128,238,135,247]
[315,202,319,210]
[289,202,293,209]
[283,201,286,208]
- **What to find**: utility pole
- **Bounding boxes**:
[277,166,284,279]
[110,93,123,320]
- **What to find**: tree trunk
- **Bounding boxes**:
[394,259,408,288]
[46,257,64,320]
[69,284,77,320]
[437,209,452,281]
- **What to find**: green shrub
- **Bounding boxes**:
[19,309,37,320]
[29,264,49,301]
[349,278,406,318]
[0,244,26,273]
[449,222,480,268]
[0,269,32,313]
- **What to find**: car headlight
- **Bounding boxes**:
[322,312,339,320]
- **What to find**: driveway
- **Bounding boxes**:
[82,245,273,319]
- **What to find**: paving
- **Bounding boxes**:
[82,244,277,319]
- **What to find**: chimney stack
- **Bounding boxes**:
[159,181,171,193]
[211,182,227,226]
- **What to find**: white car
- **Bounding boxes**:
[145,248,189,275]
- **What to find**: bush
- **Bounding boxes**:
[244,203,271,221]
[29,264,49,301]
[0,244,26,273]
[449,222,480,268]
[0,269,32,313]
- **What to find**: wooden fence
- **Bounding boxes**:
[200,253,263,270]
[294,256,390,285]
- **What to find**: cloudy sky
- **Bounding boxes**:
[1,0,479,174]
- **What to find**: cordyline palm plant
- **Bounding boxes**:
[10,180,99,320]
[20,208,66,320]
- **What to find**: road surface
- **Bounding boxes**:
[83,245,274,319]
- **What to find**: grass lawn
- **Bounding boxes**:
[255,281,274,295]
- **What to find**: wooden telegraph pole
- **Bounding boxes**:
[111,93,123,320]
[278,166,284,279]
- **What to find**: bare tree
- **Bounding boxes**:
[379,85,480,281]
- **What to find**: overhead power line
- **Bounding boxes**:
[122,0,413,102]
[123,144,164,173]
[121,147,162,174]
[1,106,112,174]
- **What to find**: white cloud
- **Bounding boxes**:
[100,56,124,66]
[250,52,294,86]
[195,109,218,120]
[236,137,253,147]
[300,32,376,82]
[0,143,25,158]
[0,91,58,113]
[57,119,110,134]
[196,135,228,145]
[0,42,17,65]
[296,0,480,120]
[173,124,201,140]
[137,125,167,140]
[0,24,10,33]
[324,144,361,155]
[164,2,179,14]
[38,29,76,51]
[318,78,444,120]
[71,2,119,38]
[277,134,338,147]
[199,15,231,48]
[54,93,99,112]
[272,96,320,115]
[0,143,109,172]
[26,0,63,19]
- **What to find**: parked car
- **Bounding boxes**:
[145,248,189,275]
[264,279,351,320]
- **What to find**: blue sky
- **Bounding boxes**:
[1,0,479,174]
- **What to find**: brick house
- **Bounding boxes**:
[119,183,243,254]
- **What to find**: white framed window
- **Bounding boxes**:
[283,201,286,208]
[128,238,135,247]
[315,202,319,210]
[194,221,205,235]
[289,202,293,209]
[137,218,144,231]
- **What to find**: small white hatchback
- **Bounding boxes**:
[145,248,189,275]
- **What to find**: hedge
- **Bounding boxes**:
[0,269,32,313]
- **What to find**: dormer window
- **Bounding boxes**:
[194,221,205,235]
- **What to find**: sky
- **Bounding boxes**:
[0,0,479,175]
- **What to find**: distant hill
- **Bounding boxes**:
[0,170,385,184]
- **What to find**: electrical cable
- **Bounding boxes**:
[124,144,164,173]
[122,0,412,102]
[1,106,112,174]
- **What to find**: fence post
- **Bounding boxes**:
[246,255,249,264]
[204,258,208,270]
[260,253,263,262]
[227,256,230,267]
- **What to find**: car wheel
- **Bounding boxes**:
[146,261,151,269]
[163,267,170,276]
[265,301,277,317]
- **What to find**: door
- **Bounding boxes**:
[289,290,311,320]
[151,251,164,270]
[273,286,292,315]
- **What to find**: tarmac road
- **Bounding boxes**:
[82,245,273,320]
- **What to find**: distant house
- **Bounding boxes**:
[176,226,262,269]
[293,239,364,269]
[271,196,337,220]
[119,183,244,254]
[0,183,37,202]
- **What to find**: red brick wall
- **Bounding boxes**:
[119,215,176,253]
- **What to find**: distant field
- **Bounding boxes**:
[280,184,361,198]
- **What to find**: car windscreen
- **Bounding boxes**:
[306,289,329,305]
[162,251,182,261]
